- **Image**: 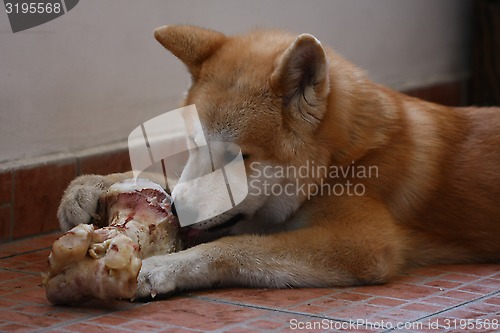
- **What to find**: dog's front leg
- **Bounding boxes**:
[135,222,403,298]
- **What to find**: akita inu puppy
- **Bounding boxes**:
[58,26,500,299]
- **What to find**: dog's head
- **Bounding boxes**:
[155,26,333,231]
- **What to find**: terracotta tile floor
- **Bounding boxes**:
[0,232,498,333]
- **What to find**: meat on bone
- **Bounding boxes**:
[42,178,180,304]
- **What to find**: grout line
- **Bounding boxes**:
[352,270,500,323]
[31,313,112,333]
[193,279,500,332]
[31,303,142,333]
[0,267,42,276]
[381,289,500,333]
[0,229,60,249]
[0,320,39,331]
[1,234,498,331]
[192,294,354,323]
[1,283,497,332]
[0,246,51,260]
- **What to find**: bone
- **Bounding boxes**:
[43,178,180,305]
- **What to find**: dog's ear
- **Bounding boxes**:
[270,34,330,128]
[154,25,226,79]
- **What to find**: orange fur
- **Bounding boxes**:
[59,26,500,297]
[156,25,500,280]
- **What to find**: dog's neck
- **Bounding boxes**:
[319,55,402,166]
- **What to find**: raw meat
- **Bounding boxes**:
[43,179,180,304]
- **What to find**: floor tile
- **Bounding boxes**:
[3,286,49,304]
[121,319,166,332]
[0,322,38,333]
[434,264,500,276]
[365,297,407,307]
[195,287,338,309]
[62,321,135,333]
[424,279,462,289]
[250,312,335,332]
[0,309,63,329]
[484,295,500,305]
[423,295,465,307]
[88,314,132,326]
[440,290,483,301]
[0,232,498,332]
[325,302,388,320]
[0,249,51,273]
[459,283,499,294]
[158,328,202,333]
[440,273,483,283]
[401,302,444,313]
[0,232,60,258]
[0,274,42,293]
[353,282,442,301]
[477,278,500,286]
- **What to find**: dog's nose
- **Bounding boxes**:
[170,201,178,217]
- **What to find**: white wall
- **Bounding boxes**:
[0,0,472,163]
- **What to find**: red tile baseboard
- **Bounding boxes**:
[0,145,131,242]
[402,78,470,107]
[0,78,470,242]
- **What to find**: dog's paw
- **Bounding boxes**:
[57,175,108,231]
[135,256,178,300]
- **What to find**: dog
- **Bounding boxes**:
[58,25,500,299]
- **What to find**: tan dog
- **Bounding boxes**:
[58,26,500,299]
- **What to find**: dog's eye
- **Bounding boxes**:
[242,153,250,160]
